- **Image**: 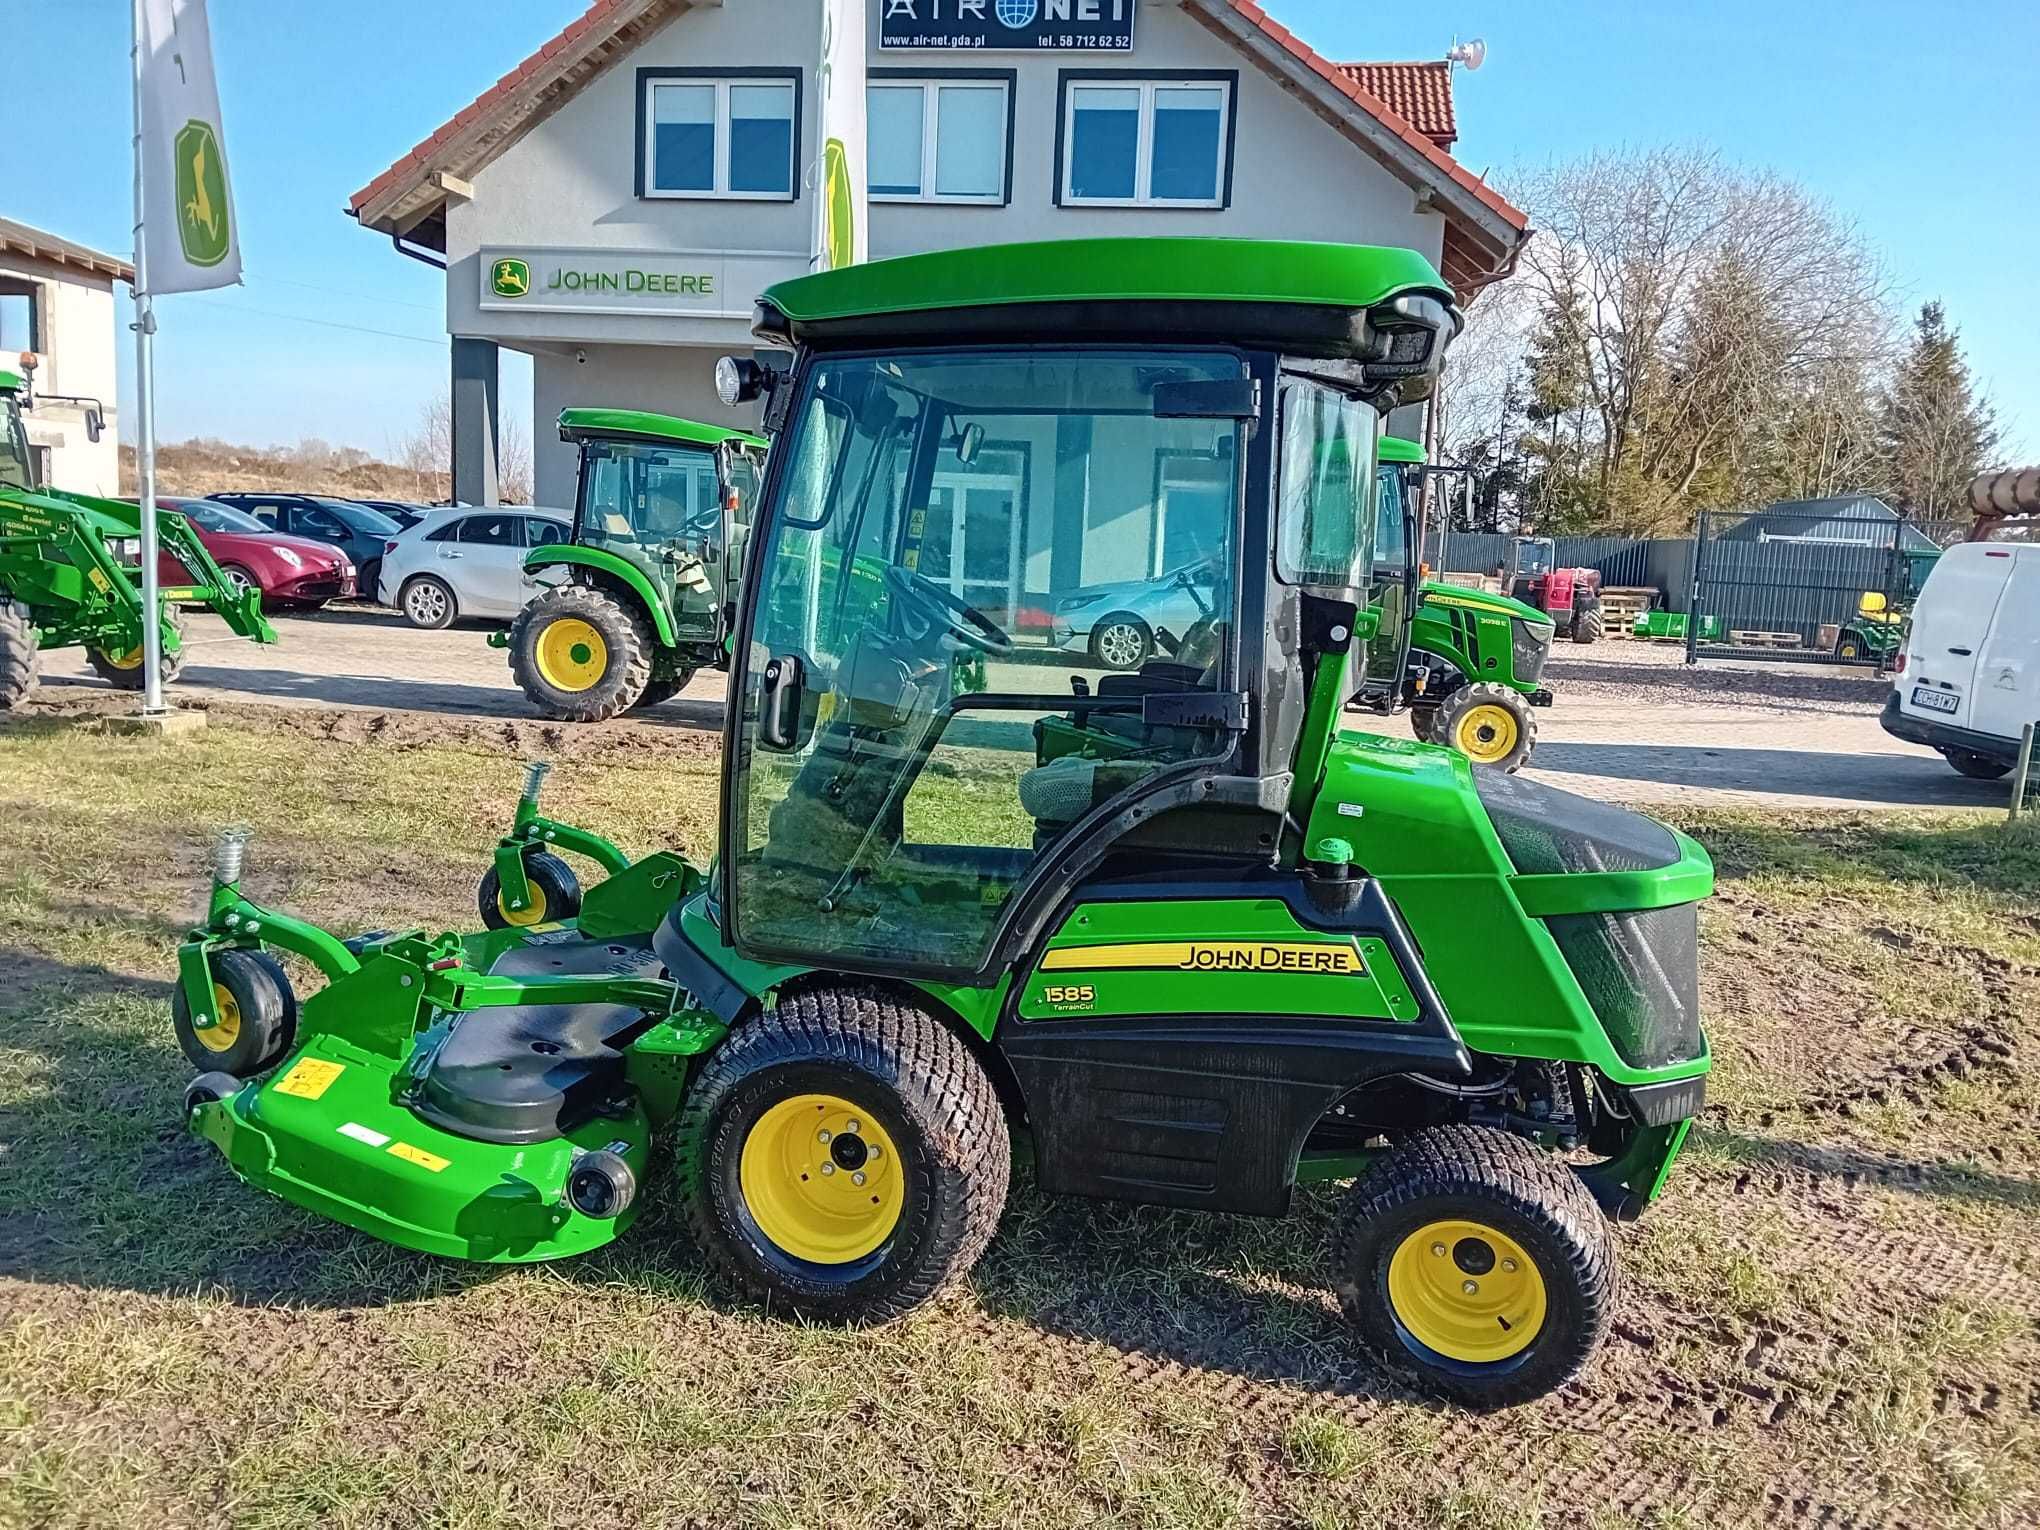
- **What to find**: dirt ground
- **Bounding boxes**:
[35,609,2008,813]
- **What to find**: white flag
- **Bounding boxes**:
[138,0,240,294]
[812,0,867,271]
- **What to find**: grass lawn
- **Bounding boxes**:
[1,707,2036,1528]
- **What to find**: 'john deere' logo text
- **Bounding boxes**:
[174,120,231,268]
[490,258,530,299]
[1040,941,1366,975]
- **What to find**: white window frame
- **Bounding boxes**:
[643,75,797,202]
[868,78,1011,206]
[1060,77,1232,210]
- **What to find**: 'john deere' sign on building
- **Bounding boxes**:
[475,247,800,318]
[880,0,1135,51]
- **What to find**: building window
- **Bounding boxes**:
[0,280,40,354]
[1057,73,1234,209]
[868,74,1014,205]
[639,70,801,201]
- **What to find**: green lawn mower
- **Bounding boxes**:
[0,366,274,706]
[171,238,1712,1409]
[501,408,766,721]
[1357,435,1555,772]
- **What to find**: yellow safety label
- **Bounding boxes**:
[386,1142,451,1173]
[86,567,112,594]
[1041,940,1365,975]
[274,1057,344,1100]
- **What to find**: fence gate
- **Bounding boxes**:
[1688,508,1965,667]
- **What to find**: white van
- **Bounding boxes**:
[1882,541,2040,779]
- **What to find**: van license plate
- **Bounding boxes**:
[1911,686,1959,715]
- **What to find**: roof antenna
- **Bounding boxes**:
[1446,37,1487,71]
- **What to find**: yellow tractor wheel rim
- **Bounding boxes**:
[1387,1218,1546,1364]
[1455,703,1521,764]
[195,983,243,1054]
[102,645,145,670]
[496,876,547,928]
[534,618,609,693]
[739,1092,904,1265]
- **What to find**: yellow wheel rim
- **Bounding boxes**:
[195,983,243,1054]
[496,876,548,928]
[1455,703,1521,764]
[101,645,144,670]
[739,1093,904,1264]
[1387,1218,1547,1364]
[534,618,609,693]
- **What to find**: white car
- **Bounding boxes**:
[1882,539,2040,780]
[378,507,571,628]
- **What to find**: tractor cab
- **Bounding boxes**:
[0,369,38,493]
[1506,535,1554,581]
[1505,534,1604,645]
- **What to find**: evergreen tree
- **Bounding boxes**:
[1878,301,1998,518]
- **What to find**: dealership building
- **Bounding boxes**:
[0,218,129,497]
[348,0,1525,603]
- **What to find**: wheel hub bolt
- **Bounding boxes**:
[817,1129,832,1144]
[1462,1280,1479,1295]
[1431,1243,1447,1257]
[819,1162,836,1176]
[852,1171,866,1186]
[1502,1258,1518,1273]
[846,1120,860,1134]
[867,1144,881,1160]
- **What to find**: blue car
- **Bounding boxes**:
[212,493,401,602]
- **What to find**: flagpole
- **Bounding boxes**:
[131,0,166,715]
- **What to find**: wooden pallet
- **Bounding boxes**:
[1728,630,1804,649]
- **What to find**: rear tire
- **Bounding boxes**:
[630,666,694,712]
[1943,748,2012,781]
[675,984,1009,1325]
[1435,682,1537,772]
[1408,705,1439,744]
[0,604,40,709]
[508,584,654,722]
[170,947,299,1077]
[1571,606,1604,644]
[399,575,457,630]
[1333,1124,1617,1410]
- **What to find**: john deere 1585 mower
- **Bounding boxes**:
[502,409,766,721]
[171,239,1711,1409]
[1,365,274,706]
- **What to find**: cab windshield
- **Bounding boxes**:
[0,395,35,492]
[579,440,725,548]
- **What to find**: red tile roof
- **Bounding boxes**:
[1336,61,1456,148]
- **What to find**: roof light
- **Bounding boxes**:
[716,356,769,408]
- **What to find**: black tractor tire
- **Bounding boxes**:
[1434,682,1537,772]
[0,604,41,709]
[1089,615,1152,672]
[508,584,654,722]
[1408,705,1439,744]
[675,983,1010,1325]
[476,850,583,930]
[1942,747,2012,781]
[1332,1124,1618,1410]
[88,610,185,690]
[1570,606,1604,645]
[631,666,695,712]
[399,574,457,630]
[171,946,299,1077]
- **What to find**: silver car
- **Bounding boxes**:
[378,507,572,629]
[1050,560,1224,670]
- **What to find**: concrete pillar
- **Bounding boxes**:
[451,336,500,506]
[1049,414,1093,594]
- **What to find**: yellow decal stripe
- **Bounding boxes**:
[1041,941,1365,975]
[387,1142,451,1173]
[274,1058,344,1100]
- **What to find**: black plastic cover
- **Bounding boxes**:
[1545,902,1704,1070]
[1475,770,1682,876]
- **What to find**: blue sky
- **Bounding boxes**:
[12,0,2038,458]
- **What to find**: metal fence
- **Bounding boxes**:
[1434,532,1694,598]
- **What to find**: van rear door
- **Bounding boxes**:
[1900,544,2013,734]
[1968,548,2040,743]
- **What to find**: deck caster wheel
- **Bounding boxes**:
[1333,1124,1617,1410]
[568,1149,638,1219]
[477,850,582,930]
[675,984,1009,1325]
[171,947,299,1076]
[184,1071,242,1115]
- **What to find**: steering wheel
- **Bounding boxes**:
[883,564,1013,656]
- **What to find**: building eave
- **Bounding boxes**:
[0,218,135,285]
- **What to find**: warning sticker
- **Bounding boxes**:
[386,1141,450,1173]
[275,1057,344,1100]
[337,1121,391,1148]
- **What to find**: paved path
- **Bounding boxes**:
[40,609,2009,813]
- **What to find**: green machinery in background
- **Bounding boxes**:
[501,409,766,721]
[170,239,1712,1411]
[0,366,273,707]
[1357,434,1555,772]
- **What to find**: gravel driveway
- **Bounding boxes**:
[37,609,2010,813]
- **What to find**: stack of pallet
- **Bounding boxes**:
[1599,587,1658,638]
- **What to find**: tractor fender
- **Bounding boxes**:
[524,545,677,648]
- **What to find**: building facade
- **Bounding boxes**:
[0,219,130,496]
[350,0,1525,611]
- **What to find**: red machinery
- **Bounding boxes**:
[1504,536,1604,643]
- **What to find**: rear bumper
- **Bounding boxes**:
[1879,691,2013,763]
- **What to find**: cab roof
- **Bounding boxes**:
[1378,435,1426,465]
[755,238,1456,358]
[557,407,764,451]
[0,368,20,394]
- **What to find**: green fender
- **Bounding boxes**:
[523,545,675,648]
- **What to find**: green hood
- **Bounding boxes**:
[1419,579,1550,626]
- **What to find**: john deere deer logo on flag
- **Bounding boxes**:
[173,119,232,268]
[490,258,531,299]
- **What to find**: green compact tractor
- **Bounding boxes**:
[1358,435,1555,772]
[503,409,766,721]
[170,239,1711,1409]
[0,367,273,706]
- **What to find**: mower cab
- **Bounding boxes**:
[173,238,1712,1409]
[502,408,767,721]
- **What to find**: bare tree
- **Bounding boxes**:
[396,394,531,503]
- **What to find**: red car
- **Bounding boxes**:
[151,496,357,609]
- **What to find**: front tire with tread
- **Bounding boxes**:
[1435,682,1538,772]
[1571,605,1604,644]
[0,604,40,709]
[508,583,654,722]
